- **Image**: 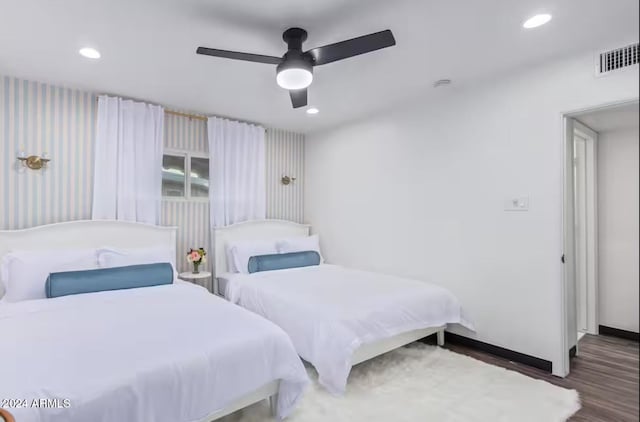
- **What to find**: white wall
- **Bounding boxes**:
[598,127,639,333]
[305,51,638,375]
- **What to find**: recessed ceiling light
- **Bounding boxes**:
[306,107,319,115]
[523,14,552,29]
[79,47,101,59]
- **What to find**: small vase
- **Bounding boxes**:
[192,262,200,274]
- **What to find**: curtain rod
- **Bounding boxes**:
[165,110,207,121]
[94,96,207,121]
[94,96,273,129]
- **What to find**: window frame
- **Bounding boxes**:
[162,148,209,203]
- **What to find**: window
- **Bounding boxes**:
[162,151,209,200]
[162,154,186,197]
[190,156,209,198]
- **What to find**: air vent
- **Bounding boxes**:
[597,42,638,75]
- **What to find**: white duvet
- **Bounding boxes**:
[0,282,307,422]
[225,265,473,395]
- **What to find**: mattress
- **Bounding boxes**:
[0,282,307,422]
[223,265,473,395]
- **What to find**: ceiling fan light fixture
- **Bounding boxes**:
[276,57,313,90]
[277,68,313,90]
[197,27,396,108]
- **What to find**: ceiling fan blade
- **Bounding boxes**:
[196,47,281,65]
[307,30,395,66]
[290,89,308,108]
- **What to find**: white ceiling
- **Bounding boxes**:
[1,0,638,133]
[577,102,639,133]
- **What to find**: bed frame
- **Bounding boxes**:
[0,220,279,421]
[213,219,446,368]
[0,220,177,299]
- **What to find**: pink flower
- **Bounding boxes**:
[190,251,201,261]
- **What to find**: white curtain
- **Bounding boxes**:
[208,116,266,227]
[92,95,164,224]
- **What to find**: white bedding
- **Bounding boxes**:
[224,265,473,395]
[0,282,307,422]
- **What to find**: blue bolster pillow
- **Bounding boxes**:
[247,251,321,274]
[45,263,174,298]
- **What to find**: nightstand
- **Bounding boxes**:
[178,271,212,292]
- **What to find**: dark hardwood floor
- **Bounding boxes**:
[445,334,639,421]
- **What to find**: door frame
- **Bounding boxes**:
[572,120,599,335]
[561,115,578,377]
[559,98,638,377]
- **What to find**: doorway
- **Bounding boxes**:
[562,100,640,375]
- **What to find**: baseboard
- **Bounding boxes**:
[443,332,553,373]
[599,325,640,342]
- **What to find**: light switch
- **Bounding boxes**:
[504,195,529,211]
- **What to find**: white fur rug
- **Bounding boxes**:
[224,343,580,422]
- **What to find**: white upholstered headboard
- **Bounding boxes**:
[214,219,310,278]
[0,220,177,298]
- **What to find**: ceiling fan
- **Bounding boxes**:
[196,28,396,109]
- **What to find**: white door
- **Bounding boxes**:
[574,135,588,332]
[562,118,598,377]
[573,121,599,336]
[562,117,578,376]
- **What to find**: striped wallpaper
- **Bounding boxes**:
[161,200,210,274]
[265,128,305,223]
[0,76,96,230]
[0,74,305,275]
[164,112,207,153]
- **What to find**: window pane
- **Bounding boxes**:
[191,157,209,198]
[162,155,185,197]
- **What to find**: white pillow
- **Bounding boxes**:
[225,245,238,273]
[228,239,279,274]
[0,249,99,303]
[97,247,177,279]
[276,234,324,262]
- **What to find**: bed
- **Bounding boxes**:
[214,220,473,395]
[0,220,307,422]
